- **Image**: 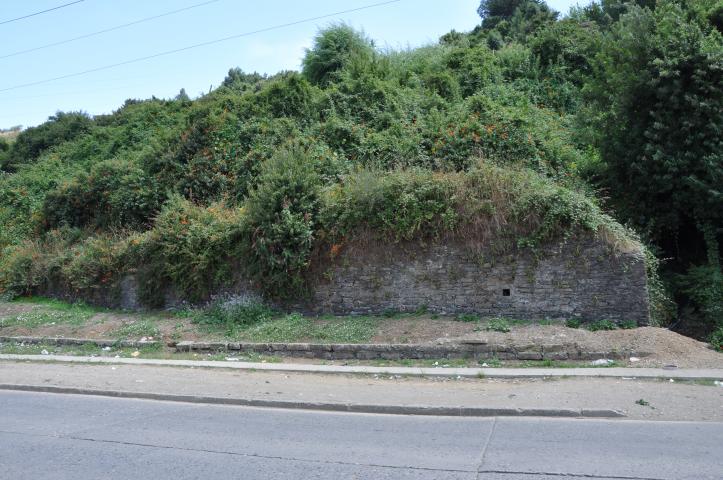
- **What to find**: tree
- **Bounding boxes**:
[477,0,558,46]
[302,23,375,86]
[584,1,722,332]
[175,88,190,102]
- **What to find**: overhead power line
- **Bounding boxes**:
[0,0,222,60]
[0,0,85,26]
[0,0,401,94]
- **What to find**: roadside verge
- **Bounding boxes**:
[2,353,721,380]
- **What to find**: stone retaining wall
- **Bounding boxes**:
[297,236,650,324]
[35,235,650,324]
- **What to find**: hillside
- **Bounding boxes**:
[0,1,720,341]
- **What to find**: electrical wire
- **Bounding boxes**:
[0,0,222,60]
[0,0,401,94]
[0,1,85,26]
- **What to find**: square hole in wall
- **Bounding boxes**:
[502,288,511,297]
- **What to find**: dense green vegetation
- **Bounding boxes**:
[0,0,720,341]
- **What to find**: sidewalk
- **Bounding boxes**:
[1,356,721,421]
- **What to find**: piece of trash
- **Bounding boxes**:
[629,357,640,362]
[433,361,439,366]
[114,355,120,358]
[669,378,675,383]
[147,336,154,341]
[111,367,116,370]
[481,363,489,367]
[714,381,722,387]
[140,337,147,342]
[225,357,239,362]
[663,364,678,370]
[102,346,111,351]
[591,359,614,366]
[131,351,140,357]
[40,349,49,355]
[622,377,635,380]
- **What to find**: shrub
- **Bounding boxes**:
[41,159,163,230]
[709,327,723,352]
[132,195,245,304]
[244,146,322,298]
[59,234,130,293]
[0,241,46,297]
[321,169,458,242]
[4,112,93,171]
[302,23,375,86]
[258,72,320,122]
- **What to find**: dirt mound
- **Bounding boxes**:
[447,326,722,368]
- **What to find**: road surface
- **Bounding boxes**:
[0,391,721,479]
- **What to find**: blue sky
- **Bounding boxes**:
[0,0,587,129]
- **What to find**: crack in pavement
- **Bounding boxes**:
[0,428,670,479]
[476,470,665,480]
[475,416,497,480]
[0,429,475,475]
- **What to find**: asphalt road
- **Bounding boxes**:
[0,391,721,480]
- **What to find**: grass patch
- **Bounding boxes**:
[230,313,379,343]
[0,305,96,329]
[587,319,617,332]
[111,320,160,339]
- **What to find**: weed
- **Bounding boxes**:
[485,317,511,333]
[196,298,273,328]
[565,318,581,329]
[456,313,480,323]
[619,319,637,330]
[635,398,651,407]
[587,319,617,332]
[479,357,502,367]
[413,305,428,316]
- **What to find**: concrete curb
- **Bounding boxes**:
[0,383,626,418]
[2,354,722,381]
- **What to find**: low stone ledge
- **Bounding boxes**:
[172,340,649,362]
[0,336,160,350]
[0,336,650,362]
